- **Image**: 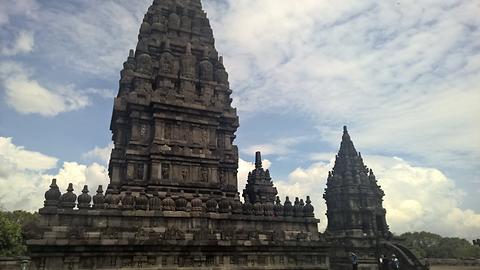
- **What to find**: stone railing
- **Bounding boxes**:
[41,179,316,218]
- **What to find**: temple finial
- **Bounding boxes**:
[255,151,262,169]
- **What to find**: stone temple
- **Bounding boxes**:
[26,0,427,269]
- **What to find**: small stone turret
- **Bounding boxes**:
[243,152,278,204]
[77,185,91,209]
[92,185,105,209]
[122,190,135,210]
[283,196,293,217]
[135,191,148,210]
[162,191,176,211]
[190,191,203,212]
[149,194,162,211]
[304,196,315,217]
[274,196,284,216]
[44,179,61,209]
[175,190,188,211]
[60,183,76,209]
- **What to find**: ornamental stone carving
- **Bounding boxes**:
[60,183,77,209]
[44,178,61,208]
[92,185,105,209]
[77,185,92,209]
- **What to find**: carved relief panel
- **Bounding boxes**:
[161,163,170,180]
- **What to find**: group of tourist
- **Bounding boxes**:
[351,252,400,270]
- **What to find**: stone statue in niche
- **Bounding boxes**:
[136,164,144,180]
[219,170,225,184]
[136,54,152,75]
[181,16,192,30]
[168,12,180,29]
[199,49,213,81]
[181,168,188,182]
[160,40,179,75]
[181,43,196,79]
[201,129,208,145]
[161,164,170,180]
[201,167,208,182]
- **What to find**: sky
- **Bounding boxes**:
[0,0,479,240]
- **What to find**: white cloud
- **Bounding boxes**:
[25,1,150,75]
[243,136,310,156]
[83,143,113,165]
[1,31,34,56]
[0,137,57,171]
[274,153,480,240]
[205,0,480,177]
[0,61,90,116]
[0,137,109,211]
[0,0,38,26]
[82,88,116,99]
[42,162,109,197]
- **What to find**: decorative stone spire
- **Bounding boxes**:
[206,193,218,213]
[135,191,148,210]
[122,190,135,210]
[283,196,293,217]
[242,151,278,204]
[59,183,76,209]
[175,190,188,211]
[218,192,230,213]
[77,185,92,209]
[44,179,61,208]
[149,193,162,211]
[324,126,390,237]
[162,190,175,211]
[92,185,105,209]
[255,151,262,169]
[190,191,203,212]
[274,196,284,216]
[303,196,314,217]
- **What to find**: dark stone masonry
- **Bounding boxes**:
[26,0,428,269]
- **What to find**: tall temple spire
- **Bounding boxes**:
[338,125,358,158]
[108,0,239,200]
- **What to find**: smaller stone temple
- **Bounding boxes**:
[243,151,278,205]
[324,126,389,238]
[324,127,427,270]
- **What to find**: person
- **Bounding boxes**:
[381,254,390,270]
[350,252,358,270]
[391,254,400,270]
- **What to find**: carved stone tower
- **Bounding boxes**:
[324,126,389,238]
[27,1,330,269]
[243,151,278,204]
[108,0,239,201]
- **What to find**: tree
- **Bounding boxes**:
[0,209,40,256]
[399,231,480,259]
[0,211,25,256]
